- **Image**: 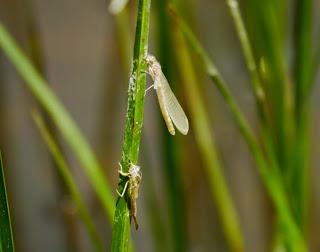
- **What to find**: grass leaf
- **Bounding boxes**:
[32,110,104,252]
[172,33,245,252]
[111,0,151,250]
[0,152,15,252]
[172,10,307,252]
[0,24,114,221]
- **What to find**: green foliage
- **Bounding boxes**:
[0,153,14,252]
[170,4,245,252]
[0,0,317,251]
[111,0,151,251]
[171,3,308,251]
[0,24,114,222]
[156,1,188,251]
[32,110,104,252]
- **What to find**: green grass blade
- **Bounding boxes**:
[294,0,313,112]
[0,152,15,252]
[170,6,244,251]
[245,0,294,176]
[173,12,307,252]
[32,110,104,252]
[292,0,313,229]
[0,24,114,221]
[225,0,269,126]
[175,44,245,252]
[312,31,320,83]
[114,7,133,73]
[156,1,188,250]
[111,0,151,251]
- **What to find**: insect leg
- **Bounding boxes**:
[116,180,129,197]
[118,162,130,176]
[144,84,154,96]
[145,84,154,94]
[132,215,139,230]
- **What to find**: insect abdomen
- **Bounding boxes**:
[156,87,175,135]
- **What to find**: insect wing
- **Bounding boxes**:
[159,72,189,135]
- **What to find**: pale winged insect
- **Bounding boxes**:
[117,163,142,230]
[146,54,189,135]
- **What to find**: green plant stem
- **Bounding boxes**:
[225,0,281,177]
[115,7,133,73]
[294,0,313,112]
[292,0,313,230]
[171,10,244,252]
[174,14,307,252]
[246,0,294,178]
[225,0,268,126]
[157,1,188,251]
[178,54,245,252]
[0,24,114,221]
[111,0,151,251]
[224,0,280,175]
[141,145,169,252]
[312,32,320,83]
[0,152,14,252]
[24,3,84,248]
[32,110,104,252]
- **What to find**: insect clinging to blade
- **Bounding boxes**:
[146,54,189,135]
[117,163,142,230]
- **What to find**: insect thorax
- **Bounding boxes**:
[129,164,141,179]
[146,55,162,86]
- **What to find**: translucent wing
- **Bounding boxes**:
[158,72,189,135]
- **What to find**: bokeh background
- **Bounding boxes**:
[0,0,319,251]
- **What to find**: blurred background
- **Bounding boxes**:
[0,0,319,251]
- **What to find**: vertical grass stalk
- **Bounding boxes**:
[174,13,307,251]
[292,0,313,229]
[245,0,294,178]
[110,0,151,251]
[156,0,188,250]
[294,0,313,111]
[225,0,268,126]
[313,30,320,81]
[171,7,245,252]
[0,152,15,252]
[32,111,104,252]
[0,24,114,221]
[114,7,133,73]
[225,1,281,183]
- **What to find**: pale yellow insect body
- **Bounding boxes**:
[117,163,142,230]
[146,54,189,135]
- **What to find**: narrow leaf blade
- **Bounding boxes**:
[0,153,15,252]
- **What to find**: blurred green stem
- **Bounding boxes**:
[225,0,268,126]
[292,0,313,230]
[312,30,320,82]
[110,0,151,251]
[0,24,114,221]
[0,152,15,252]
[157,0,188,250]
[114,7,132,73]
[174,13,307,252]
[294,0,313,110]
[32,110,104,252]
[225,0,280,177]
[171,7,244,252]
[141,145,169,252]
